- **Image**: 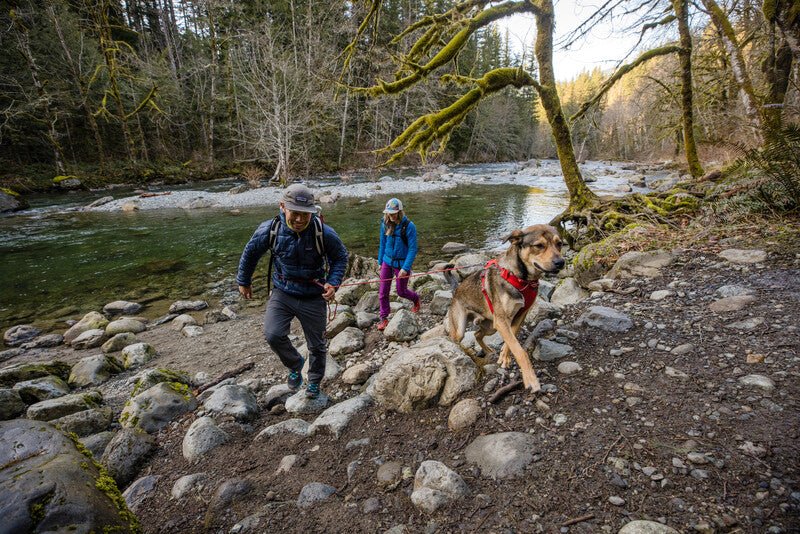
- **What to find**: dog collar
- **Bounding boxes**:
[481,259,539,314]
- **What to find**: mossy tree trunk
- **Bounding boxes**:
[672,0,704,178]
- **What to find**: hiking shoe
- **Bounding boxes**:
[376,319,389,331]
[288,358,304,391]
[411,300,421,313]
[305,382,321,399]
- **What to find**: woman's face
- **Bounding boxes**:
[387,212,400,223]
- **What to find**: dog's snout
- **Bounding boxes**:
[554,257,565,270]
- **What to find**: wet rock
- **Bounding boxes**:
[103,300,143,316]
[329,327,365,357]
[411,460,469,513]
[3,324,41,347]
[169,300,208,313]
[101,427,156,487]
[0,189,28,212]
[464,432,537,479]
[0,419,136,533]
[183,416,229,463]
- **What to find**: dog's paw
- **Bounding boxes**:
[523,374,541,393]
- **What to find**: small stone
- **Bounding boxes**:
[609,495,625,506]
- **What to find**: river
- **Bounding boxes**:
[0,161,664,332]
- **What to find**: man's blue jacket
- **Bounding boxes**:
[237,213,348,298]
[378,216,418,272]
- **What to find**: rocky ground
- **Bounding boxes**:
[2,230,799,534]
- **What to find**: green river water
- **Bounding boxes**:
[1,180,568,332]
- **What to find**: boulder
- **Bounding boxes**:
[285,389,329,415]
[169,300,208,313]
[442,242,469,254]
[0,419,137,533]
[429,290,453,315]
[202,385,259,421]
[255,418,311,442]
[101,427,156,487]
[121,342,157,369]
[607,250,674,279]
[105,318,146,336]
[0,360,71,387]
[384,309,420,341]
[183,416,230,463]
[13,375,70,403]
[0,188,28,212]
[410,460,469,513]
[51,407,113,437]
[171,314,197,330]
[3,324,41,347]
[63,311,109,344]
[309,393,372,438]
[325,311,355,339]
[550,278,589,306]
[68,354,123,387]
[0,388,26,420]
[27,390,103,421]
[369,337,477,412]
[71,328,107,350]
[130,368,191,396]
[718,248,767,264]
[575,306,634,332]
[354,291,380,313]
[329,327,365,357]
[102,332,138,353]
[355,312,379,329]
[103,301,143,316]
[335,279,373,306]
[464,432,537,479]
[120,382,197,433]
[122,475,160,514]
[341,363,375,385]
[20,333,64,349]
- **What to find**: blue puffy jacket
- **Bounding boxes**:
[378,216,418,272]
[237,213,349,298]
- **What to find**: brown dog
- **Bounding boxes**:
[444,225,564,392]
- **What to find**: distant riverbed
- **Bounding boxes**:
[0,160,668,332]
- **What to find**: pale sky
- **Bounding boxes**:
[500,0,646,82]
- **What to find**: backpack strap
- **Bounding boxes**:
[313,215,328,275]
[266,215,281,296]
[400,218,410,247]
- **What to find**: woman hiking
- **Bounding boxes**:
[376,198,421,331]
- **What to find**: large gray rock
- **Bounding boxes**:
[329,327,365,357]
[3,324,41,347]
[335,279,372,306]
[297,482,337,509]
[0,419,137,533]
[0,360,71,387]
[13,375,70,403]
[355,291,380,313]
[101,427,156,487]
[171,473,208,500]
[341,363,375,385]
[169,300,208,313]
[410,460,469,513]
[384,309,420,342]
[103,301,143,316]
[51,407,113,437]
[370,337,477,412]
[533,339,574,361]
[130,367,191,396]
[20,333,64,349]
[430,290,453,315]
[575,306,633,332]
[0,388,26,420]
[309,393,372,438]
[68,354,123,387]
[202,384,259,421]
[120,382,197,433]
[285,389,329,415]
[0,189,28,212]
[442,242,469,254]
[718,248,767,264]
[301,352,342,383]
[27,390,103,421]
[70,328,107,350]
[101,332,138,354]
[452,253,489,280]
[464,432,537,479]
[63,311,109,344]
[105,318,146,336]
[550,278,589,306]
[121,342,157,369]
[171,314,197,330]
[122,475,160,514]
[183,416,230,463]
[607,250,674,279]
[255,418,311,442]
[325,311,355,339]
[79,431,115,459]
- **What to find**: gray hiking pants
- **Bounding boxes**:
[263,287,327,384]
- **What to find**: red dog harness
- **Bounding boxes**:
[480,259,539,314]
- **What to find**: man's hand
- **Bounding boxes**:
[239,285,253,299]
[398,269,409,278]
[322,283,336,302]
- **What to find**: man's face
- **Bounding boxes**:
[281,203,312,232]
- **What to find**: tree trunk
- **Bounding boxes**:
[672,0,704,178]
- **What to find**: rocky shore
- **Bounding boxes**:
[1,229,798,533]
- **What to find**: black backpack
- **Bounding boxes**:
[265,214,327,295]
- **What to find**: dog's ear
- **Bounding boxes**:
[502,229,525,245]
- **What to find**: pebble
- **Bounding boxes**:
[609,495,625,506]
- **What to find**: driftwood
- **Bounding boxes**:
[139,191,172,198]
[195,362,255,394]
[487,380,523,404]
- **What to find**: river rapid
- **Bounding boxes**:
[0,160,670,332]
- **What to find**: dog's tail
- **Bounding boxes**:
[442,264,459,291]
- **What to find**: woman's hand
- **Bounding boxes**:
[398,269,409,278]
[322,283,336,301]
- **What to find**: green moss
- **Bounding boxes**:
[167,381,192,401]
[662,192,701,213]
[1,187,20,197]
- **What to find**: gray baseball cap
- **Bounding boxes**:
[281,184,317,213]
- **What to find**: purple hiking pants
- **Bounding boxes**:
[379,262,420,320]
